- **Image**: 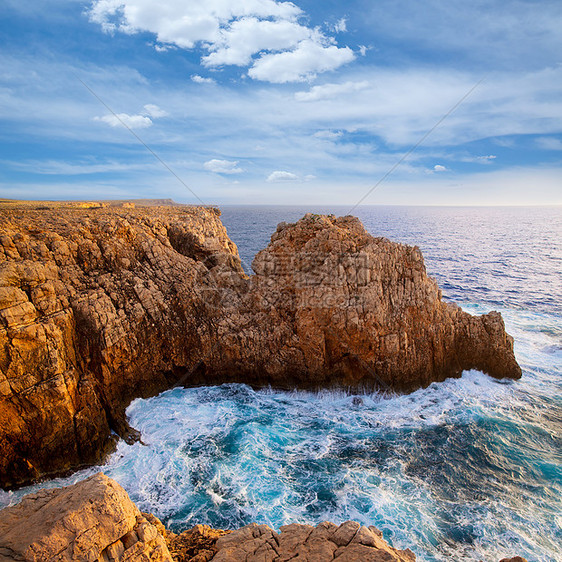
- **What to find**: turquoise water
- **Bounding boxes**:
[1,206,561,561]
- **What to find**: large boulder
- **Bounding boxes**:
[0,473,172,561]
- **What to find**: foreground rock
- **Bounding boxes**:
[0,474,528,562]
[0,205,521,488]
[0,473,172,561]
[212,521,415,562]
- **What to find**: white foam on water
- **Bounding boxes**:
[1,300,560,561]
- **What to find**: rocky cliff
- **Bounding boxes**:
[0,204,243,489]
[208,213,521,390]
[0,473,528,562]
[0,204,521,488]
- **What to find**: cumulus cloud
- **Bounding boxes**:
[94,113,153,129]
[204,159,244,174]
[94,103,167,129]
[267,170,299,182]
[191,74,216,84]
[89,0,354,82]
[202,17,310,67]
[433,164,448,172]
[295,80,370,101]
[249,40,354,83]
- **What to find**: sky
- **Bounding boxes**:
[1,0,561,206]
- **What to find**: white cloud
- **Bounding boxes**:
[204,159,244,174]
[143,103,168,118]
[295,80,370,101]
[433,164,447,172]
[153,43,176,53]
[331,18,347,33]
[89,0,354,83]
[314,130,343,140]
[202,18,310,67]
[459,154,497,164]
[249,40,354,83]
[536,136,562,150]
[94,103,167,129]
[191,74,216,84]
[267,170,299,182]
[94,112,153,129]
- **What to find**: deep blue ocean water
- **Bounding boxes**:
[1,206,561,561]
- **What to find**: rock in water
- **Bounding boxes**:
[0,206,521,488]
[226,213,521,391]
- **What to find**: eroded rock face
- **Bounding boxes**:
[0,207,521,488]
[197,213,521,391]
[0,473,172,561]
[0,205,243,488]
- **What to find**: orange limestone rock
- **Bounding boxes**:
[0,473,172,561]
[224,213,522,390]
[0,206,520,488]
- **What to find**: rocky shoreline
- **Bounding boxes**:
[0,202,521,489]
[0,473,527,562]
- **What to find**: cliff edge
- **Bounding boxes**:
[0,205,521,488]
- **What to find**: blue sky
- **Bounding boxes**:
[1,0,561,205]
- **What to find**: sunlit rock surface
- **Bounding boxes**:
[225,213,521,390]
[211,520,416,561]
[0,204,520,488]
[0,473,172,561]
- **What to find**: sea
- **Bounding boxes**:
[1,206,561,562]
